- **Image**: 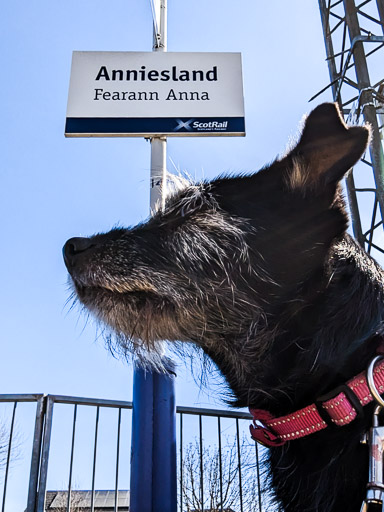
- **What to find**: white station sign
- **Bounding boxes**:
[65,51,245,137]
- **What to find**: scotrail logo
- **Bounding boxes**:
[174,119,229,132]
[174,119,195,131]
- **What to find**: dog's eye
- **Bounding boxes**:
[157,187,213,231]
[158,203,208,233]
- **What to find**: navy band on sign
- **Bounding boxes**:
[65,117,245,135]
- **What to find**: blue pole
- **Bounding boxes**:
[153,369,177,511]
[130,367,154,512]
[130,365,177,512]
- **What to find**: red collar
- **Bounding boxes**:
[249,357,384,447]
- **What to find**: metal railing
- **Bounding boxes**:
[0,394,133,512]
[177,406,263,512]
[0,394,264,512]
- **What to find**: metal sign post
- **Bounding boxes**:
[150,0,167,207]
[130,2,177,512]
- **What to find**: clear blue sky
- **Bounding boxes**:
[0,2,339,505]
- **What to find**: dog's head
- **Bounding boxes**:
[63,103,369,365]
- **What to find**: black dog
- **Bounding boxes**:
[64,103,384,511]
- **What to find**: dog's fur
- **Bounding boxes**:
[64,103,384,511]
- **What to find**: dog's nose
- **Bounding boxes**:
[63,237,94,269]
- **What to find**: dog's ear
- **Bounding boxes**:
[287,103,370,191]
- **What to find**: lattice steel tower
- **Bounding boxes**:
[317,0,384,257]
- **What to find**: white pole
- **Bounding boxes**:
[150,137,167,211]
[150,0,167,211]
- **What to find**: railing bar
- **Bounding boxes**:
[67,404,77,512]
[1,402,17,512]
[91,406,100,512]
[0,397,250,418]
[47,395,133,409]
[236,418,244,512]
[199,414,203,512]
[114,408,121,512]
[217,416,223,512]
[255,442,262,512]
[36,397,54,512]
[176,406,252,420]
[26,397,46,512]
[0,394,44,403]
[179,413,183,512]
